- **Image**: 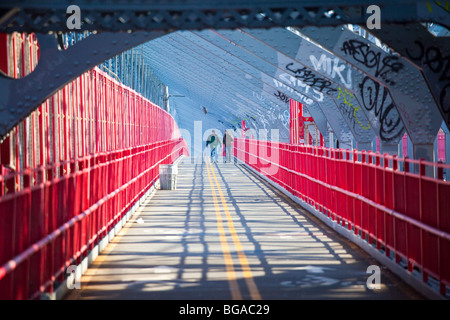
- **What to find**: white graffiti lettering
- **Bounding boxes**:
[309,54,352,89]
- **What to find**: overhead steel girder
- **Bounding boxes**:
[172,31,330,145]
[145,53,271,134]
[144,32,330,146]
[141,37,292,139]
[165,32,295,115]
[239,27,409,151]
[171,31,331,146]
[195,29,357,148]
[146,32,324,143]
[1,1,447,33]
[299,25,444,161]
[191,29,355,148]
[206,29,374,148]
[147,36,287,118]
[367,23,450,132]
[0,30,166,141]
[441,123,450,178]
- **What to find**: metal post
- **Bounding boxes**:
[413,144,435,176]
[328,125,334,149]
[356,142,372,152]
[380,143,399,156]
[443,125,450,181]
[164,86,170,113]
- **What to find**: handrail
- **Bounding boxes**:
[234,138,450,296]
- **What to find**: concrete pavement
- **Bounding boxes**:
[64,159,424,300]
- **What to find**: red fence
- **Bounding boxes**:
[0,139,187,300]
[235,138,450,296]
[0,34,189,299]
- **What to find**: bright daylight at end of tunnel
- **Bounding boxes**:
[0,0,449,308]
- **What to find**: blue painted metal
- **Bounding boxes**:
[2,1,446,33]
[1,1,447,156]
[153,30,354,147]
[166,32,292,113]
[194,29,359,148]
[239,27,408,152]
[368,23,450,133]
[0,30,166,141]
[97,48,167,107]
[144,38,273,113]
[299,25,445,161]
[139,36,292,141]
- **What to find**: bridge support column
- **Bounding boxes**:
[339,140,352,150]
[356,142,372,152]
[194,120,203,164]
[445,131,450,181]
[328,126,334,149]
[413,144,435,177]
[380,143,399,156]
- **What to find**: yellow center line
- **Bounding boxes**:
[205,162,243,300]
[209,162,262,300]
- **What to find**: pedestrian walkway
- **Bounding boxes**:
[64,159,423,300]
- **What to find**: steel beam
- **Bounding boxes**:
[0,31,166,141]
[192,30,355,148]
[172,31,333,144]
[441,122,450,179]
[167,32,295,113]
[140,38,292,140]
[210,29,374,149]
[144,31,340,146]
[299,25,444,162]
[367,23,450,134]
[241,27,409,154]
[1,1,445,33]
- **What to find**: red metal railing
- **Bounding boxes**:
[234,138,450,296]
[0,139,187,300]
[0,33,189,299]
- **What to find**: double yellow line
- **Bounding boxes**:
[205,162,261,300]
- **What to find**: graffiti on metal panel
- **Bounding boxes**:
[274,90,290,104]
[283,110,290,125]
[274,77,319,103]
[309,54,353,89]
[285,62,337,95]
[337,87,370,130]
[251,92,290,130]
[406,40,450,124]
[426,1,450,13]
[340,40,404,85]
[359,77,403,142]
